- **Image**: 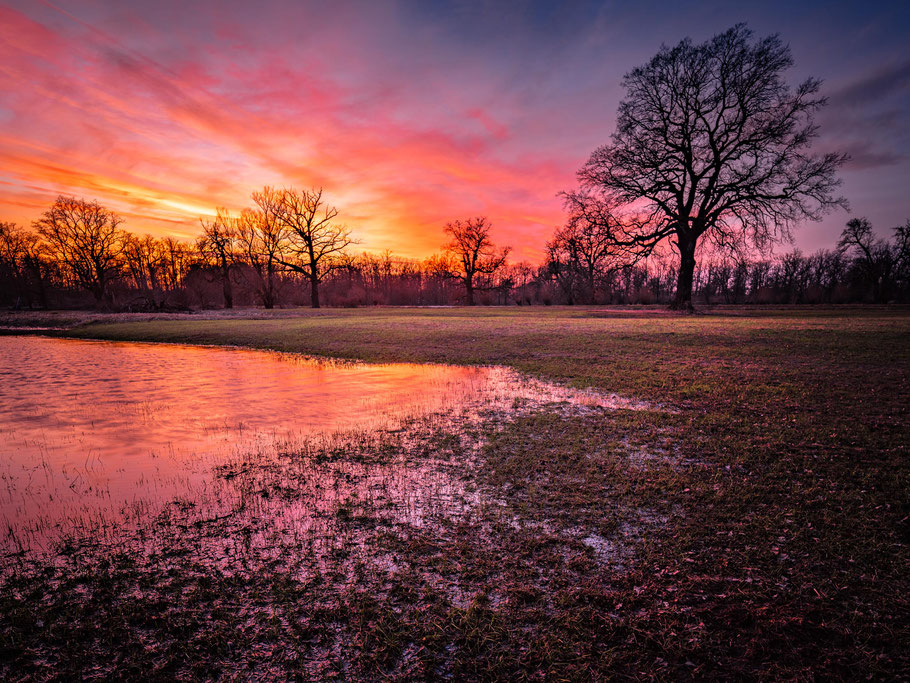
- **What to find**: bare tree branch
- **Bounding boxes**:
[33,195,125,303]
[564,24,848,310]
[442,217,510,305]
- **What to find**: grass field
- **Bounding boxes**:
[2,306,909,679]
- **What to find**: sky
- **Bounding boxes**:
[1,0,908,262]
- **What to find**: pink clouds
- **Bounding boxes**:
[6,1,902,260]
[0,2,589,261]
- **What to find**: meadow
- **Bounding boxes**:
[1,306,908,679]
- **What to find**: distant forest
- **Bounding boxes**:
[1,193,908,310]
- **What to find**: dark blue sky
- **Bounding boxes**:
[410,0,910,247]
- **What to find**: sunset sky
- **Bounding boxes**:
[1,0,908,261]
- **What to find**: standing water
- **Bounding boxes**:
[0,336,647,557]
[0,337,498,548]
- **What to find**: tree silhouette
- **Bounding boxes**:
[252,187,353,309]
[198,208,239,308]
[235,206,287,309]
[443,217,510,306]
[33,195,124,303]
[547,217,620,304]
[838,217,910,303]
[122,233,164,304]
[0,222,48,309]
[564,24,847,311]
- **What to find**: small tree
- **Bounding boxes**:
[34,195,125,303]
[159,237,193,292]
[547,218,620,304]
[122,234,192,307]
[197,208,239,308]
[544,240,581,305]
[122,233,164,305]
[0,222,48,308]
[235,206,288,309]
[564,24,847,311]
[252,187,353,309]
[442,217,510,306]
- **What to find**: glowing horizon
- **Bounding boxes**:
[1,1,908,261]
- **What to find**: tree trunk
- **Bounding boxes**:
[35,267,48,309]
[671,238,697,312]
[263,267,275,309]
[465,278,475,306]
[222,266,233,309]
[261,277,274,309]
[310,274,320,309]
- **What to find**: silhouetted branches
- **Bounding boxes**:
[442,217,510,305]
[3,179,908,310]
[235,206,287,309]
[564,24,848,310]
[252,186,354,308]
[33,196,125,304]
[197,208,239,308]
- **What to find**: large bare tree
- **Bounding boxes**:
[33,195,125,303]
[564,24,847,310]
[443,217,510,306]
[252,186,353,308]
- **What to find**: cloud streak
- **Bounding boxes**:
[1,0,909,256]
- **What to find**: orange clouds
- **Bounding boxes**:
[0,2,587,261]
[3,0,908,260]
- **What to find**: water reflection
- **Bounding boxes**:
[0,336,649,556]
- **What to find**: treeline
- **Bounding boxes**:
[2,193,909,310]
[0,192,512,310]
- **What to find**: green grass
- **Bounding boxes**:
[2,306,908,679]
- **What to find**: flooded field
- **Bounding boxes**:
[0,334,679,679]
[0,336,645,558]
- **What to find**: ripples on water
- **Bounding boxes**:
[0,336,648,557]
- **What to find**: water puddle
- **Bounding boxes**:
[0,336,651,558]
